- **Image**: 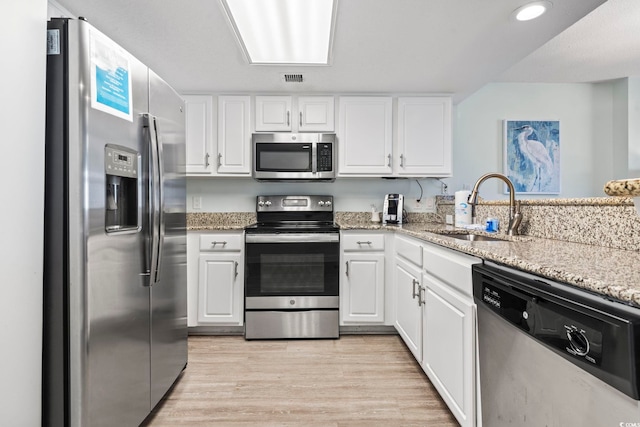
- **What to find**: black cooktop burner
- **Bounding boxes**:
[245,221,339,234]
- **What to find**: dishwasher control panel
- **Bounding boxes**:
[479,279,604,366]
[473,262,640,400]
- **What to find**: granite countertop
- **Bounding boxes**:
[187,212,256,230]
[186,211,640,308]
[338,219,640,308]
[604,178,640,197]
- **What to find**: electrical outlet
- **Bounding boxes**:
[412,199,424,212]
[445,214,453,225]
[424,197,436,212]
[412,197,436,213]
[192,196,202,210]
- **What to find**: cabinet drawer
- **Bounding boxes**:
[422,243,479,296]
[395,235,423,267]
[199,233,243,251]
[342,233,385,251]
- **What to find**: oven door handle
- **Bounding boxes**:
[245,233,339,243]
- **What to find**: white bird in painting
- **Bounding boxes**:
[516,125,554,191]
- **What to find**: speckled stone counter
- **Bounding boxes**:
[437,196,640,251]
[187,204,640,308]
[337,217,640,309]
[187,212,255,230]
[604,178,640,197]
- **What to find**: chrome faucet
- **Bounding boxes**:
[468,173,523,236]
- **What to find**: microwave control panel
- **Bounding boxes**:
[317,143,333,172]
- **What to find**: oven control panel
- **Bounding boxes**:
[256,195,333,212]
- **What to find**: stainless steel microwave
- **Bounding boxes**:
[252,133,336,181]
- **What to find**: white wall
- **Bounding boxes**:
[187,177,439,212]
[449,82,616,200]
[1,1,47,425]
[627,77,640,176]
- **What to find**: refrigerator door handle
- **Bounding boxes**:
[143,113,161,286]
[154,117,166,284]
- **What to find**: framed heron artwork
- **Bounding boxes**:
[503,120,560,194]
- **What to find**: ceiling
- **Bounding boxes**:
[53,0,635,103]
[498,0,640,83]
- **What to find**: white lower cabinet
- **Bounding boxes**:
[421,242,479,427]
[394,257,423,361]
[192,231,244,326]
[340,232,385,324]
[392,234,479,427]
[422,273,475,427]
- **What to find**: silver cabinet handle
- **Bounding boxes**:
[287,111,290,126]
[205,152,210,167]
[234,261,238,278]
[345,261,349,277]
[400,154,404,167]
[217,153,222,167]
[418,286,426,306]
[387,154,392,167]
[412,278,420,298]
[356,241,372,245]
[299,111,303,127]
[211,241,227,247]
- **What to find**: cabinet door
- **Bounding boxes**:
[338,97,393,175]
[217,96,251,175]
[298,96,335,132]
[422,274,475,427]
[394,257,423,361]
[184,95,214,174]
[198,253,244,325]
[396,97,452,177]
[255,96,292,131]
[341,253,385,324]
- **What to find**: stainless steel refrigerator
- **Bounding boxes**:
[43,18,187,426]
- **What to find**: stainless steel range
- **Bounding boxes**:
[244,195,340,339]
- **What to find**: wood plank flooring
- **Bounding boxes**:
[142,335,458,426]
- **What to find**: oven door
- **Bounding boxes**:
[245,233,339,308]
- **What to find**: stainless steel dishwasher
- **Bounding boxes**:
[473,262,640,426]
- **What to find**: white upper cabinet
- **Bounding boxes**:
[297,96,335,132]
[255,96,292,131]
[396,97,452,177]
[185,93,450,178]
[338,96,452,177]
[184,95,214,174]
[184,94,251,177]
[338,96,393,175]
[217,96,251,175]
[255,95,335,132]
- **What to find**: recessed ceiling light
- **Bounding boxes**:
[221,0,337,65]
[513,1,552,21]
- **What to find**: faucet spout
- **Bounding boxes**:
[468,173,522,236]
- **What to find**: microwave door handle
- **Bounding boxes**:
[311,142,318,174]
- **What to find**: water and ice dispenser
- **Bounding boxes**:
[105,145,139,232]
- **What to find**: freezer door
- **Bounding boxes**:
[148,69,188,407]
[69,20,152,427]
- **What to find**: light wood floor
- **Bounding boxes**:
[142,335,458,426]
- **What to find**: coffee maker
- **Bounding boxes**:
[383,194,404,225]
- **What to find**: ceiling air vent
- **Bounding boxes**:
[282,73,304,83]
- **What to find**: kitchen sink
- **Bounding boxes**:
[437,233,508,242]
